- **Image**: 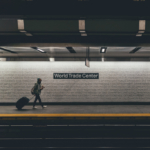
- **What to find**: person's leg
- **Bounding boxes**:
[37,95,43,107]
[33,95,38,108]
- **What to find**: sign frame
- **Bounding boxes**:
[53,73,99,79]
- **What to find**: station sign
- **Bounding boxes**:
[53,73,99,79]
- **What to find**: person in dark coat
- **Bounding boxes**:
[33,78,47,109]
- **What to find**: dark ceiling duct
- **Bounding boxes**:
[0,47,17,53]
[66,47,76,53]
[129,47,141,53]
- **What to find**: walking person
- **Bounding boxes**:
[33,78,47,109]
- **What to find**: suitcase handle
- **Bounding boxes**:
[30,96,35,101]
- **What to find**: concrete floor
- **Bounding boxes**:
[0,105,150,114]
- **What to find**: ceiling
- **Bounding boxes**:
[0,47,150,58]
[0,0,150,50]
[0,0,149,18]
[0,18,150,47]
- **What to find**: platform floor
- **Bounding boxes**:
[0,105,150,114]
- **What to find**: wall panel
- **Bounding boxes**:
[0,62,149,102]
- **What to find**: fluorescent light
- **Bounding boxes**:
[18,19,32,36]
[139,20,146,31]
[79,20,87,36]
[136,20,146,37]
[37,48,45,53]
[102,49,105,52]
[100,47,107,53]
[17,19,24,30]
[79,20,85,31]
[31,47,46,53]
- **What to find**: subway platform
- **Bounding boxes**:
[0,104,150,149]
[1,104,150,125]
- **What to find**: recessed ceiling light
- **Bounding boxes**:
[37,48,45,53]
[100,47,107,53]
[31,47,46,53]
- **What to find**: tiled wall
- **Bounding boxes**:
[0,62,149,102]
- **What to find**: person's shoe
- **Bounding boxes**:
[33,106,38,109]
[42,106,47,108]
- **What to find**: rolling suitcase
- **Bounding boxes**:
[16,96,34,110]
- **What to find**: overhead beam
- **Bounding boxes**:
[2,52,150,57]
[129,47,141,53]
[1,36,150,47]
[66,47,76,53]
[0,47,17,53]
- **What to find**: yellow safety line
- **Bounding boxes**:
[0,114,150,117]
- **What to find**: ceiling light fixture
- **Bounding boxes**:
[79,20,87,36]
[100,47,107,53]
[37,48,45,53]
[17,19,33,36]
[31,47,46,53]
[136,20,146,37]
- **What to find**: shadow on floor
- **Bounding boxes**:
[14,109,32,111]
